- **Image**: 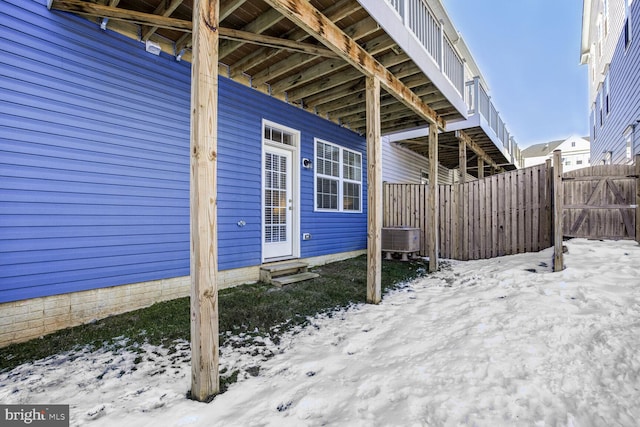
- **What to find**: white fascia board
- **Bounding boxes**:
[386,125,430,142]
[357,0,469,121]
[580,0,593,64]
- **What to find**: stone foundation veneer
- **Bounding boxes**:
[0,250,364,348]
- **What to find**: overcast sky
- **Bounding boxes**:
[442,0,589,147]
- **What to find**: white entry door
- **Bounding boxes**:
[263,145,293,260]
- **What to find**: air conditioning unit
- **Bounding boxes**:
[382,227,421,261]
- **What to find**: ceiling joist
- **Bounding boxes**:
[261,0,446,130]
[49,0,337,58]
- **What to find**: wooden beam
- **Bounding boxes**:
[219,8,284,59]
[366,76,382,304]
[477,158,484,179]
[190,0,220,401]
[262,0,445,130]
[428,124,439,272]
[553,150,564,272]
[221,0,246,20]
[228,0,356,78]
[219,28,338,58]
[50,0,193,31]
[142,0,183,42]
[458,133,467,184]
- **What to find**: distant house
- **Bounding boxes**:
[521,136,591,171]
[581,0,640,165]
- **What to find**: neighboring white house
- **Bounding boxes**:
[521,136,591,171]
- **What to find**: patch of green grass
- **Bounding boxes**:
[0,255,428,373]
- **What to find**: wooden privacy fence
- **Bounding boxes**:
[563,164,637,240]
[384,163,552,261]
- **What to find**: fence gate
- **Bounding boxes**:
[563,165,637,240]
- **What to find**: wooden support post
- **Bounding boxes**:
[428,124,439,272]
[636,154,640,244]
[366,76,382,304]
[553,150,563,271]
[478,158,484,179]
[458,136,467,184]
[190,0,220,401]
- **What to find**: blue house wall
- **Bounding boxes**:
[591,0,640,164]
[0,0,367,304]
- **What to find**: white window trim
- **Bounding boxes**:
[314,138,363,213]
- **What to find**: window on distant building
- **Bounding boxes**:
[599,88,604,126]
[624,125,634,160]
[571,141,576,147]
[625,0,633,49]
[315,139,362,212]
[577,160,583,165]
[420,169,429,185]
[604,0,609,35]
[604,72,610,114]
[565,160,572,166]
[597,14,603,57]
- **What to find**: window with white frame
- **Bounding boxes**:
[604,71,610,114]
[624,125,634,160]
[599,88,604,126]
[315,139,362,212]
[625,0,633,49]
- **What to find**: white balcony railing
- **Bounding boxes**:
[465,77,522,168]
[385,0,465,96]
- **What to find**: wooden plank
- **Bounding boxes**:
[463,181,470,260]
[543,160,552,248]
[478,178,486,259]
[219,28,338,57]
[452,183,459,259]
[553,150,563,272]
[518,169,525,254]
[497,173,505,256]
[605,179,635,237]
[50,0,193,31]
[532,166,540,251]
[510,170,518,255]
[491,175,498,258]
[569,179,606,235]
[190,0,220,401]
[636,154,640,243]
[478,158,485,179]
[366,76,382,304]
[459,136,467,184]
[428,125,439,271]
[141,0,184,42]
[263,0,446,130]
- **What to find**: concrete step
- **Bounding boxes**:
[271,272,320,287]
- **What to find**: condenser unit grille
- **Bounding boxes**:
[381,227,421,252]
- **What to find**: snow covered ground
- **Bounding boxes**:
[2,239,640,426]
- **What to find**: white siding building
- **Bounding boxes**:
[521,136,591,172]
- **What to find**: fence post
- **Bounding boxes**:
[636,154,640,244]
[553,150,563,271]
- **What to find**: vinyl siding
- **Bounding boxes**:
[0,0,366,303]
[381,136,453,184]
[590,0,640,164]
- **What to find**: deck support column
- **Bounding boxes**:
[478,158,484,179]
[366,76,382,304]
[190,0,220,401]
[428,124,439,272]
[553,150,564,271]
[457,132,467,184]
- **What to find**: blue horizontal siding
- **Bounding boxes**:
[1,0,366,303]
[591,1,640,164]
